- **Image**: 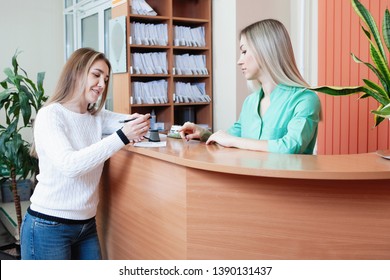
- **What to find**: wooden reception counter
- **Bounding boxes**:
[97,137,390,260]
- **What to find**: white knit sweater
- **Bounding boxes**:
[30,103,128,220]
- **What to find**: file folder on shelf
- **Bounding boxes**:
[174,82,210,103]
[131,80,168,105]
[173,26,206,47]
[131,0,157,16]
[131,22,168,46]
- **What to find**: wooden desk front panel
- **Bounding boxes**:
[187,169,390,259]
[98,149,390,259]
[98,151,187,260]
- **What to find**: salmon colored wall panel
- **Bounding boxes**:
[317,0,327,155]
[378,0,390,150]
[332,0,342,155]
[366,1,378,152]
[340,0,351,155]
[348,0,360,155]
[317,0,390,154]
[357,1,370,155]
[325,0,334,155]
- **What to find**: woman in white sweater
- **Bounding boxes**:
[20,48,150,260]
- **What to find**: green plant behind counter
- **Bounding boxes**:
[312,0,390,126]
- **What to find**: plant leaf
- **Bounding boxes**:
[383,9,390,52]
[362,79,389,101]
[352,0,387,59]
[19,90,32,126]
[351,53,389,93]
[360,86,389,105]
[35,72,46,110]
[311,85,365,96]
[369,43,390,94]
[0,91,11,108]
[374,104,385,126]
[22,75,37,93]
[0,80,8,89]
[11,50,21,75]
[361,24,371,40]
[374,115,385,126]
[3,68,16,84]
[372,106,390,117]
[359,92,371,99]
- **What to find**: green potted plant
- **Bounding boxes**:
[0,50,47,245]
[313,0,390,127]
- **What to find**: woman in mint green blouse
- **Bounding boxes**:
[179,19,321,154]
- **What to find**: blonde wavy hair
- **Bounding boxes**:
[240,19,309,90]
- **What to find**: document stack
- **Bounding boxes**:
[174,82,211,103]
[130,22,168,46]
[173,26,206,47]
[173,54,208,75]
[131,52,168,74]
[132,80,168,104]
[131,0,157,16]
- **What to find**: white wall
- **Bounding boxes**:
[0,0,64,141]
[212,0,237,131]
[290,0,318,86]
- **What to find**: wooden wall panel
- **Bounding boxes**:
[317,0,390,154]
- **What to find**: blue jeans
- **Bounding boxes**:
[20,211,102,260]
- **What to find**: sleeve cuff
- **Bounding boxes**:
[116,129,130,145]
[200,130,212,142]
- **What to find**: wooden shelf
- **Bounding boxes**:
[172,17,209,24]
[129,14,170,21]
[111,0,213,131]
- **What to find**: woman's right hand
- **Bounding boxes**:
[179,122,207,141]
[121,114,150,142]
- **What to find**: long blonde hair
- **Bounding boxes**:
[45,47,111,114]
[240,19,309,89]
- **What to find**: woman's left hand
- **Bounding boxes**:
[206,130,236,147]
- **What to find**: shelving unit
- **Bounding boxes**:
[111,0,213,131]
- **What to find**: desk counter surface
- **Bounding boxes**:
[125,137,390,180]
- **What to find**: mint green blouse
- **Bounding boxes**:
[228,84,321,154]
